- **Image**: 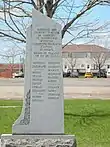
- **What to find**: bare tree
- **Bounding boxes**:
[66,53,77,72]
[0,0,110,45]
[92,52,110,75]
[0,47,24,76]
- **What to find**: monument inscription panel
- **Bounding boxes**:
[32,27,62,102]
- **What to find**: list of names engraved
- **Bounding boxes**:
[31,27,62,101]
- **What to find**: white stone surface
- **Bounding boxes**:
[12,25,32,133]
[1,134,76,147]
[12,9,64,134]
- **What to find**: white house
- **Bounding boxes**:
[62,44,110,73]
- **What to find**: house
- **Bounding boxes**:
[0,64,23,78]
[62,44,110,73]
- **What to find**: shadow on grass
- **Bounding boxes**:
[64,112,110,126]
[64,112,110,118]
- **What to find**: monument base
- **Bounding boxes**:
[1,134,77,147]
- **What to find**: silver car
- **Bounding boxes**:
[70,71,79,78]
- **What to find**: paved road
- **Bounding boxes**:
[0,78,24,86]
[0,78,110,99]
[64,78,110,87]
[0,78,110,87]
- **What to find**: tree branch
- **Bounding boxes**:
[31,0,38,10]
[62,0,101,38]
[0,31,26,43]
[9,11,26,39]
[51,0,61,17]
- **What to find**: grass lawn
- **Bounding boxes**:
[0,99,110,147]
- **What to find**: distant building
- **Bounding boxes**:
[62,44,110,73]
[1,44,110,78]
[0,64,23,78]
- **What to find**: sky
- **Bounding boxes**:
[62,4,110,45]
[0,0,110,63]
[86,5,110,47]
[93,5,110,22]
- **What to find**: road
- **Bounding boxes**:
[0,78,110,99]
[0,78,110,87]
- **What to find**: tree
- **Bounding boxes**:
[0,0,110,46]
[0,47,24,76]
[91,33,110,75]
[92,52,110,75]
[66,53,77,72]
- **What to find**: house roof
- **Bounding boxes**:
[62,44,110,53]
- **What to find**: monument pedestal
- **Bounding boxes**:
[1,134,76,147]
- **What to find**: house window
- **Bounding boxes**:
[65,65,67,69]
[107,65,110,69]
[87,65,89,69]
[93,64,97,70]
[81,64,84,68]
[68,53,73,58]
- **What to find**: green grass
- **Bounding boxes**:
[0,100,22,106]
[65,100,110,147]
[1,99,110,147]
[0,100,22,133]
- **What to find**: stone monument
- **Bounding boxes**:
[1,9,76,147]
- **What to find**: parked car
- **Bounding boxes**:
[15,73,24,78]
[70,71,79,78]
[107,71,110,78]
[14,72,24,78]
[63,71,67,77]
[97,71,107,78]
[63,70,71,77]
[85,72,93,78]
